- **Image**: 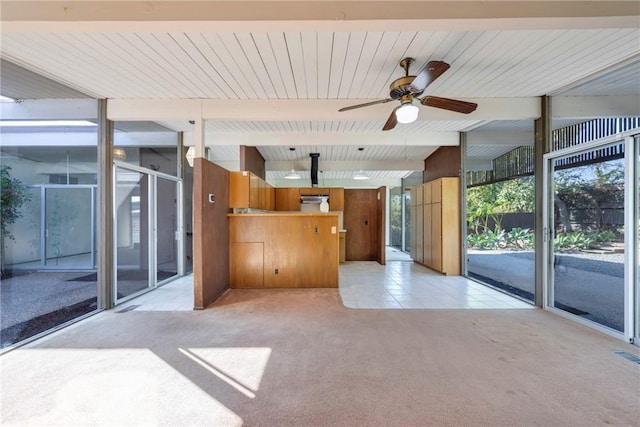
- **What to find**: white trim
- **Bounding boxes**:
[623,136,635,342]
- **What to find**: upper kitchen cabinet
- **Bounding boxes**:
[275,188,300,211]
[329,188,344,211]
[229,171,274,210]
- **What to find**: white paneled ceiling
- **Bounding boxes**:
[1,1,639,187]
[3,29,639,100]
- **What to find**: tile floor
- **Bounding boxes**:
[339,261,533,310]
[121,260,533,312]
[119,274,194,311]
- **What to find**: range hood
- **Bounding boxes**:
[300,194,329,204]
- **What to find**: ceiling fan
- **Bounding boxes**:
[338,57,478,131]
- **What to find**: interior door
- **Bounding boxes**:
[344,189,378,261]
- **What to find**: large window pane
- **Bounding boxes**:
[1,113,99,348]
[465,122,536,303]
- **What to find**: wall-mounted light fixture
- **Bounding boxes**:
[113,147,127,161]
[185,146,195,167]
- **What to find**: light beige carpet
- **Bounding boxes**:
[1,288,639,426]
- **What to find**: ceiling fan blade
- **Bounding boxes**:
[382,107,399,131]
[338,98,393,112]
[420,96,478,114]
[409,61,450,93]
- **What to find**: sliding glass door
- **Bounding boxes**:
[114,162,182,304]
[545,135,638,339]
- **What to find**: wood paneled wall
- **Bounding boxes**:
[240,145,266,180]
[193,158,230,309]
[423,146,461,182]
[344,189,378,261]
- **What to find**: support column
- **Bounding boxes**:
[97,99,114,309]
[459,132,468,276]
[534,96,551,308]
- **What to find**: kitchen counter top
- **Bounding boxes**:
[228,212,339,217]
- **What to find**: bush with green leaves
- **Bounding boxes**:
[1,165,32,240]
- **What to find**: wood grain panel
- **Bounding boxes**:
[329,187,344,211]
[230,242,263,288]
[423,181,432,205]
[415,204,424,264]
[432,179,442,203]
[275,187,301,211]
[193,158,230,309]
[344,189,377,261]
[424,146,461,183]
[376,186,386,265]
[229,172,249,208]
[230,214,339,288]
[431,202,443,272]
[441,178,461,275]
[423,200,432,267]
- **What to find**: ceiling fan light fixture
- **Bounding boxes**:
[284,169,301,180]
[395,102,419,124]
[353,170,370,180]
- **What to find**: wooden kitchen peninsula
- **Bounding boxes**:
[229,213,339,288]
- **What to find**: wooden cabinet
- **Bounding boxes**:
[275,188,300,211]
[415,203,424,264]
[329,188,344,211]
[229,171,275,210]
[412,177,460,275]
[229,213,339,288]
[230,242,264,288]
[409,187,418,260]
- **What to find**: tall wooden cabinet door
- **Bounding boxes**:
[410,204,417,260]
[431,203,442,272]
[230,242,264,288]
[423,181,432,205]
[415,203,424,264]
[423,202,432,267]
[441,178,461,275]
[432,179,442,204]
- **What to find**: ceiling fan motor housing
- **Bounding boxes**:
[389,76,423,99]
